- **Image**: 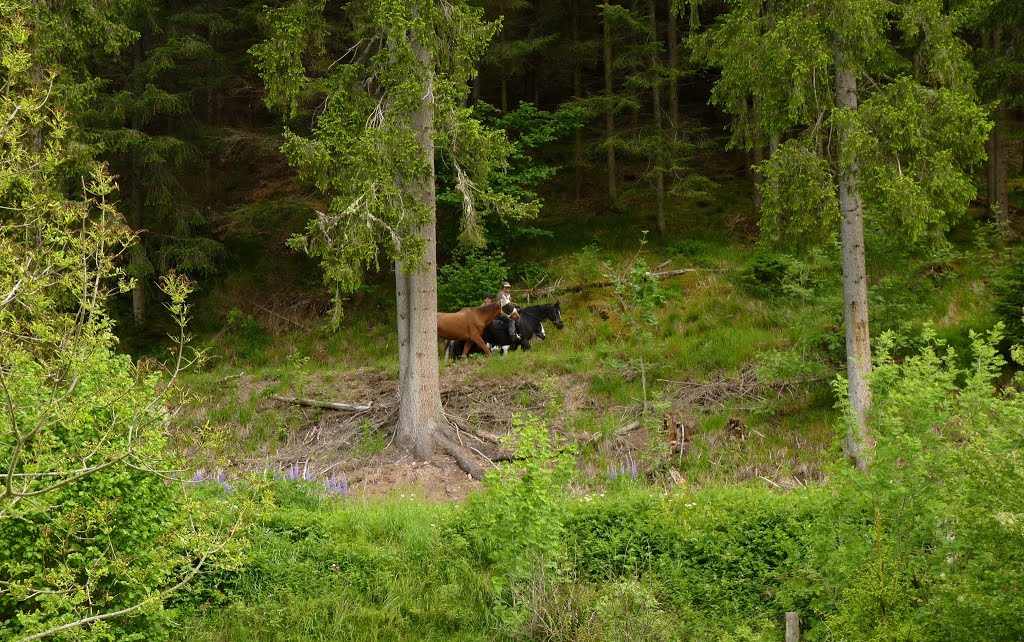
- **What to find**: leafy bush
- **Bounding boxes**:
[462,413,577,589]
[224,308,272,364]
[0,41,246,638]
[437,250,509,311]
[802,326,1024,641]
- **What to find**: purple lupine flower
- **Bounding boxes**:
[302,466,310,481]
[192,470,204,483]
[628,458,638,481]
[221,482,233,493]
[217,471,226,484]
[273,470,282,481]
[607,465,617,481]
[287,463,299,481]
[340,474,348,498]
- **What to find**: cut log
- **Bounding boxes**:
[269,394,372,412]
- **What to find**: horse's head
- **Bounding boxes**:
[506,303,521,320]
[549,302,563,329]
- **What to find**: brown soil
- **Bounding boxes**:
[222,362,596,501]
[206,362,826,501]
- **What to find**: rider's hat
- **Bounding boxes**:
[502,281,511,288]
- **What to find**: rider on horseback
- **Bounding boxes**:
[497,282,520,342]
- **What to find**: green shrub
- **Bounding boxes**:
[438,251,509,311]
[803,326,1024,641]
[462,415,577,585]
[225,308,272,364]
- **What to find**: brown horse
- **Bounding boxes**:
[437,302,517,357]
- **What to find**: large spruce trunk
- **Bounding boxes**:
[395,24,444,461]
[130,37,146,325]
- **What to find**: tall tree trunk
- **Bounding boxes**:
[667,0,678,129]
[499,0,509,112]
[572,0,585,200]
[834,42,871,472]
[395,26,444,461]
[990,102,1009,224]
[985,31,1009,225]
[603,0,617,203]
[650,2,665,234]
[130,38,146,325]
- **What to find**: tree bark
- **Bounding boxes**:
[603,0,617,203]
[572,0,585,200]
[130,37,146,325]
[667,0,678,129]
[650,2,665,235]
[990,102,1009,224]
[395,20,445,461]
[834,41,872,472]
[750,143,764,214]
[985,32,1009,225]
[499,0,509,112]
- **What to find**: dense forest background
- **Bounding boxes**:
[89,0,1020,345]
[3,0,1024,641]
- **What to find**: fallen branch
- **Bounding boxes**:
[558,268,697,294]
[269,394,372,412]
[615,420,642,437]
[213,371,244,385]
[254,303,310,332]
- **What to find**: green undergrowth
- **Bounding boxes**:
[175,188,1009,485]
[174,330,1024,641]
[174,469,827,642]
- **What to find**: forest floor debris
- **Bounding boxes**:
[185,361,829,501]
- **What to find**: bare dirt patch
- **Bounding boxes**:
[197,362,829,500]
[223,363,591,501]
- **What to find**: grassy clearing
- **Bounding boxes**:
[172,183,1009,488]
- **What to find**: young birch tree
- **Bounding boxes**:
[698,0,991,469]
[252,0,513,470]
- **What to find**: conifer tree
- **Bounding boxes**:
[699,0,991,469]
[974,0,1023,226]
[252,0,515,469]
[94,2,219,324]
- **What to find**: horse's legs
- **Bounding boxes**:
[467,333,491,355]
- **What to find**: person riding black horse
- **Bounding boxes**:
[497,281,520,342]
[445,301,563,358]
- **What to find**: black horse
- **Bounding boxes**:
[445,302,563,359]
